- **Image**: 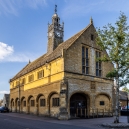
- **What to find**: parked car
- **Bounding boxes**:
[0,106,9,113]
[122,106,129,111]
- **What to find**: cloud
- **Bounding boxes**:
[0,90,10,94]
[0,42,38,62]
[0,42,13,60]
[0,0,47,16]
[62,0,129,18]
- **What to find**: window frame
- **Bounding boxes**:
[28,74,34,82]
[96,51,102,77]
[37,70,44,79]
[52,98,60,107]
[31,100,35,107]
[82,46,89,75]
[40,99,45,107]
[100,101,105,106]
[91,34,94,41]
[23,100,26,107]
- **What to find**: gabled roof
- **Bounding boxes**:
[10,23,92,82]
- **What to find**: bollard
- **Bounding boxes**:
[85,108,86,118]
[97,108,98,118]
[76,108,78,117]
[81,108,82,117]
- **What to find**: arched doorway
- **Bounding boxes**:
[15,98,19,112]
[21,97,26,113]
[48,92,60,117]
[70,93,89,117]
[28,96,35,114]
[11,99,14,111]
[36,94,46,115]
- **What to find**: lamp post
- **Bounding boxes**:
[18,78,20,113]
[127,94,129,123]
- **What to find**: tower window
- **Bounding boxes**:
[96,51,101,77]
[91,34,94,41]
[82,46,89,74]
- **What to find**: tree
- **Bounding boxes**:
[96,12,129,123]
[122,86,129,93]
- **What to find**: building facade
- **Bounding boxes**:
[2,94,10,108]
[120,91,128,107]
[10,7,114,119]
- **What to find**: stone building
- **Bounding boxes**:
[2,94,10,108]
[119,91,128,107]
[9,6,114,119]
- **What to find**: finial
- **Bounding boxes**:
[90,17,93,24]
[29,60,31,64]
[55,5,57,14]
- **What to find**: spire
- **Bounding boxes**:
[90,17,93,24]
[29,60,31,64]
[54,5,57,14]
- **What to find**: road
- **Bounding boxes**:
[0,113,127,129]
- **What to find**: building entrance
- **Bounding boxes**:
[70,93,87,117]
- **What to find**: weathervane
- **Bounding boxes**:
[55,5,57,14]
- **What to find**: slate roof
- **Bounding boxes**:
[120,91,128,100]
[10,23,91,82]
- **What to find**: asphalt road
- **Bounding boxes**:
[0,113,100,129]
[2,112,128,129]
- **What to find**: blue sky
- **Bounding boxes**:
[0,0,129,99]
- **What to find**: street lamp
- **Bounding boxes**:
[127,93,129,123]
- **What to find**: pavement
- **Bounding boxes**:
[0,113,129,129]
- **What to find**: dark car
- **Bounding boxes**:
[0,106,9,113]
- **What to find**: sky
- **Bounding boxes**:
[0,0,129,99]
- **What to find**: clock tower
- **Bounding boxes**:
[47,5,64,55]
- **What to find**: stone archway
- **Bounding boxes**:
[21,97,26,113]
[15,98,19,112]
[27,95,35,114]
[36,94,46,115]
[10,98,14,111]
[95,93,111,113]
[70,92,90,117]
[48,92,60,117]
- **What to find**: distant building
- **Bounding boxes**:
[0,99,3,106]
[120,91,128,106]
[3,94,10,108]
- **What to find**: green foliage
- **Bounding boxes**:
[96,12,129,87]
[122,86,129,93]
